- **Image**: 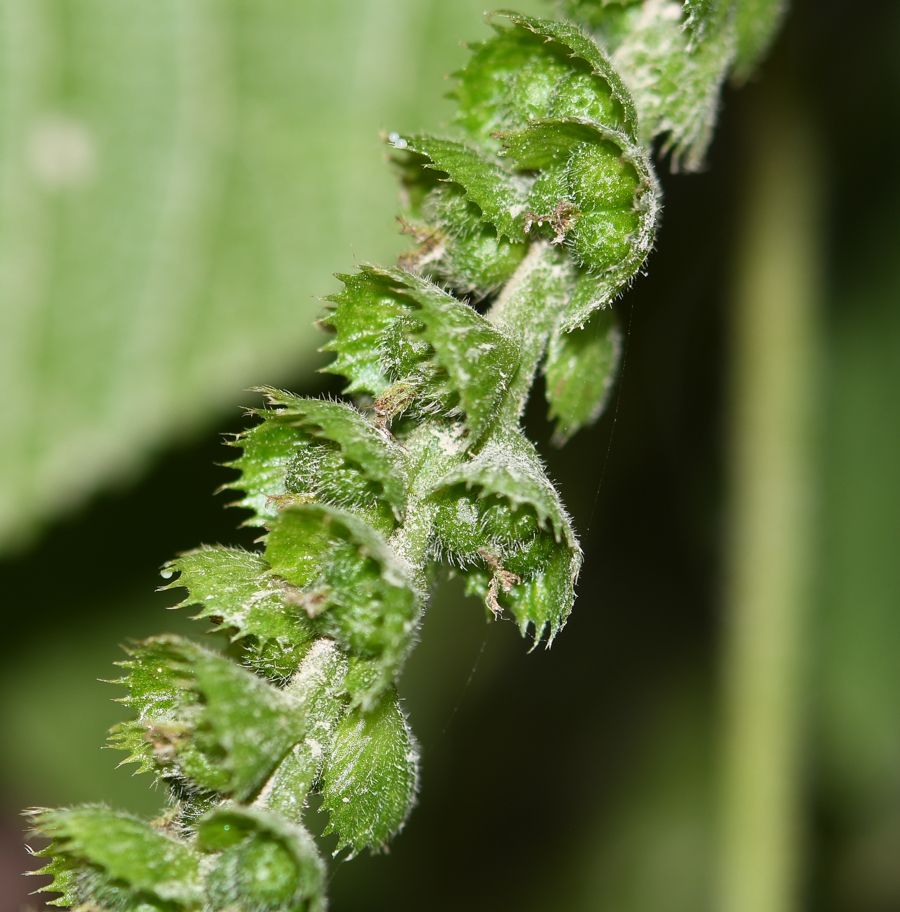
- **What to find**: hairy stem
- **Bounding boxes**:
[488,241,574,426]
[718,87,822,912]
[391,241,572,577]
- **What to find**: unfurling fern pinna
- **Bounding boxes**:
[29,4,784,909]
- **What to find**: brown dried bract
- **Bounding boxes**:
[479,549,521,619]
[524,200,578,246]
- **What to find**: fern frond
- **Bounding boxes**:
[35,3,783,909]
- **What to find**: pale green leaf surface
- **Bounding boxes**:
[0,0,545,554]
[499,118,612,170]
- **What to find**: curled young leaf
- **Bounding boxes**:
[227,390,409,533]
[164,546,310,646]
[455,11,635,139]
[198,806,326,912]
[397,135,529,239]
[432,429,582,641]
[497,117,658,327]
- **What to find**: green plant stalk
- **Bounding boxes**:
[719,89,822,912]
[388,240,565,575]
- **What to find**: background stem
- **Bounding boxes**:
[718,86,823,912]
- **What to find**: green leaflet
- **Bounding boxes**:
[319,688,419,855]
[264,389,409,521]
[164,546,310,647]
[404,184,529,295]
[733,0,788,80]
[111,636,307,799]
[393,141,526,297]
[320,270,407,397]
[224,415,306,527]
[504,537,580,643]
[28,852,80,909]
[198,807,326,912]
[398,11,654,315]
[545,305,622,443]
[494,11,638,134]
[265,504,422,709]
[387,267,520,442]
[398,135,528,239]
[108,638,194,780]
[30,806,203,907]
[432,429,581,643]
[227,389,409,533]
[323,265,520,444]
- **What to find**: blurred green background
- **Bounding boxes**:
[1,0,898,910]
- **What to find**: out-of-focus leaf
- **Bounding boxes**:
[733,0,787,80]
[0,0,544,554]
[818,247,900,906]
